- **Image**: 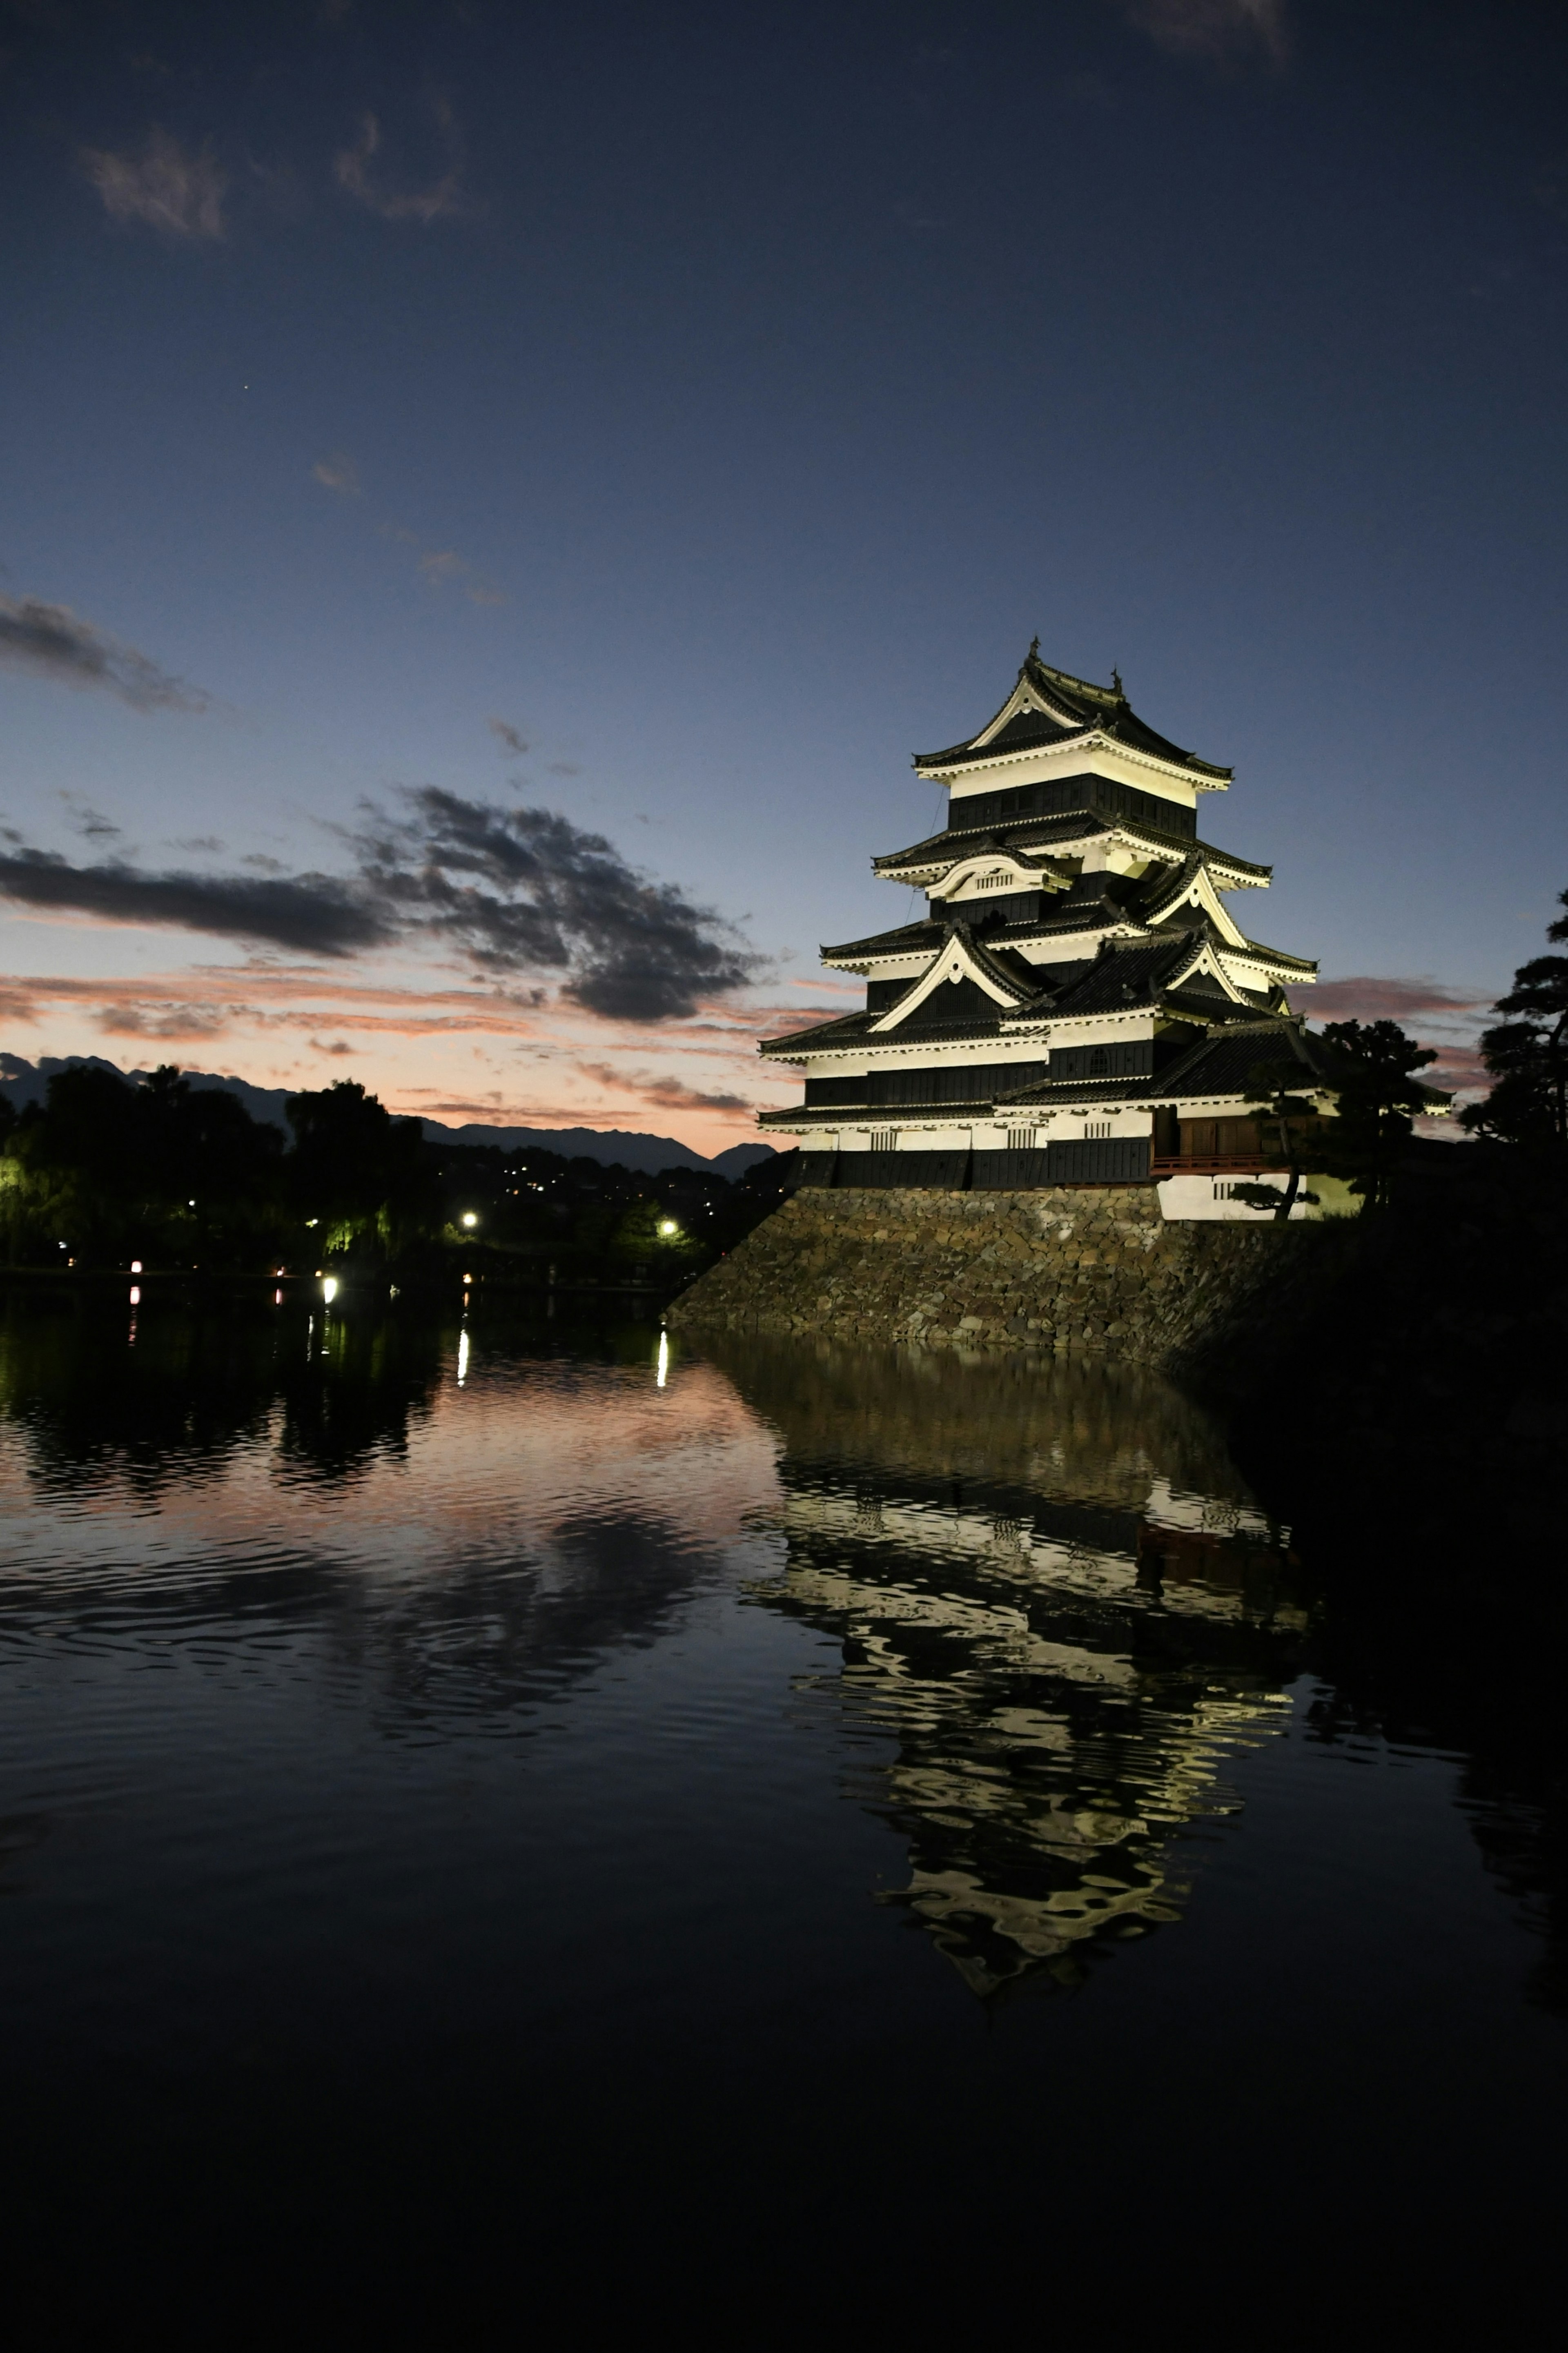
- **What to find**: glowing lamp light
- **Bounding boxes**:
[658,1219,677,1237]
[322,1276,339,1303]
[462,1274,473,1286]
[656,1330,669,1390]
[457,1330,470,1386]
[461,1212,478,1229]
[130,1260,143,1275]
[129,1286,141,1307]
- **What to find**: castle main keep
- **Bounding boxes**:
[759,646,1341,1220]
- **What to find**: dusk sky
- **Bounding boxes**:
[3,0,1566,1150]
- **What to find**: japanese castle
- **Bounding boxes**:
[760,645,1333,1214]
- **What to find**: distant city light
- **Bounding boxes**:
[461,1211,478,1228]
[322,1276,339,1303]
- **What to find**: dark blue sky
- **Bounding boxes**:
[2,0,1564,1135]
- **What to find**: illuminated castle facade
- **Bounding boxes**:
[761,646,1330,1214]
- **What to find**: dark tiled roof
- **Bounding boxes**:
[1229,934,1319,976]
[1155,1021,1327,1101]
[757,1098,999,1129]
[820,917,942,962]
[873,809,1268,882]
[822,900,1131,965]
[1021,935,1198,1018]
[915,652,1232,783]
[997,1018,1320,1111]
[756,1008,876,1059]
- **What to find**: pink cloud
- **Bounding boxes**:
[577,1061,753,1116]
[1306,976,1488,1022]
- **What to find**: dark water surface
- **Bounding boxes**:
[1,1282,1563,2333]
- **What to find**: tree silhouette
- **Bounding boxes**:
[1461,887,1568,1150]
[285,1080,437,1261]
[1313,1020,1441,1212]
[1232,1057,1323,1220]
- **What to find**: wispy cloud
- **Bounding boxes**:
[383,526,504,605]
[1308,974,1490,1100]
[417,547,504,604]
[309,449,500,602]
[63,799,124,841]
[0,849,390,956]
[96,1004,229,1041]
[80,128,227,238]
[578,1062,752,1115]
[489,717,528,756]
[0,595,208,711]
[1307,977,1487,1023]
[0,963,798,1136]
[1114,0,1288,66]
[312,452,361,496]
[333,98,469,224]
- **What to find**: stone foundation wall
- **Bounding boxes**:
[668,1185,1339,1368]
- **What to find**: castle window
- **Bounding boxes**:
[1085,1121,1111,1140]
[1089,1047,1108,1075]
[870,1129,898,1152]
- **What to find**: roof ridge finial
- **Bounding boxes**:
[1110,664,1124,698]
[1028,635,1040,662]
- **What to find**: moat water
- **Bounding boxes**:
[1,1281,1562,2330]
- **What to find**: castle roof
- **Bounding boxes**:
[818,878,1315,985]
[914,649,1232,786]
[875,808,1268,885]
[760,932,1287,1063]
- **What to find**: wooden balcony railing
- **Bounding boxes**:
[1151,1153,1275,1176]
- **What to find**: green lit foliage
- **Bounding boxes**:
[1461,888,1568,1151]
[284,1081,439,1263]
[1313,1020,1440,1212]
[607,1194,705,1270]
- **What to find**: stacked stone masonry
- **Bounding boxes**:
[669,1186,1333,1369]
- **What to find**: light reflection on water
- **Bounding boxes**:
[0,1283,1563,2326]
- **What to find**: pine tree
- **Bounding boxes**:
[1461,888,1568,1150]
[1314,1020,1439,1212]
[1231,1058,1323,1220]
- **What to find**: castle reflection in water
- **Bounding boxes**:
[715,1339,1311,1999]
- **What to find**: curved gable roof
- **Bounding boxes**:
[915,648,1232,784]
